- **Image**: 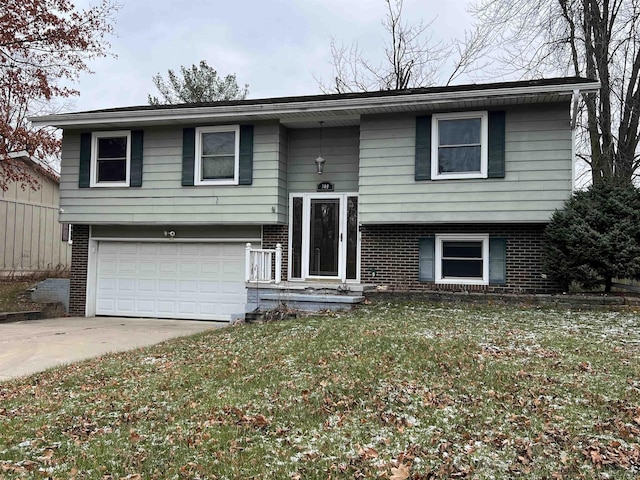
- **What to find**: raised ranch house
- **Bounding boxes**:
[31,77,600,321]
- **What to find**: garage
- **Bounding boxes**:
[94,241,247,321]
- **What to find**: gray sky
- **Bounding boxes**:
[70,0,474,112]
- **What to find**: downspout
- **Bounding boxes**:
[570,88,580,191]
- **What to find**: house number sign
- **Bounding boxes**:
[317,181,334,192]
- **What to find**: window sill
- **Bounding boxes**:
[436,278,488,286]
[89,182,130,188]
[194,180,239,186]
[431,173,487,181]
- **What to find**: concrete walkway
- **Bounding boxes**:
[0,317,222,381]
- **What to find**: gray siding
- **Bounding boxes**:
[91,224,261,240]
[287,126,359,193]
[59,104,572,227]
[0,168,71,275]
[277,125,289,223]
[59,122,284,225]
[358,104,572,224]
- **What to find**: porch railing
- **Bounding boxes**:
[245,243,282,284]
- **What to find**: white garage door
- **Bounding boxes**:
[95,242,247,321]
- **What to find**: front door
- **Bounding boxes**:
[290,193,359,282]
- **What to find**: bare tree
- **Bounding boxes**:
[317,0,481,93]
[148,61,249,105]
[0,0,118,190]
[469,0,640,186]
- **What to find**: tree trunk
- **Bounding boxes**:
[604,276,612,293]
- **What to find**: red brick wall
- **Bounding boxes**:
[69,224,89,316]
[262,225,289,281]
[360,224,560,293]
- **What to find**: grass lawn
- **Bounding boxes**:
[1,302,639,479]
[0,281,40,313]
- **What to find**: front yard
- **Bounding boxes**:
[0,280,40,313]
[1,302,639,479]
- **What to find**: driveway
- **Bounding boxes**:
[0,317,221,381]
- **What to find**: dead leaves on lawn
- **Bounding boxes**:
[583,440,640,470]
[1,303,639,478]
[207,405,272,430]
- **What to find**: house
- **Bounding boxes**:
[30,77,600,321]
[0,153,71,276]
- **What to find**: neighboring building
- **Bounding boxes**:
[31,77,600,321]
[0,153,71,276]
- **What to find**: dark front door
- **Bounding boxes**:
[290,193,359,281]
[309,198,340,276]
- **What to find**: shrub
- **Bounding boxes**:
[544,183,640,292]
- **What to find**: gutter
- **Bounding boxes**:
[570,88,583,191]
[570,88,581,130]
[30,81,601,128]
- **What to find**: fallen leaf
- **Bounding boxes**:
[390,463,410,480]
[252,414,270,428]
[357,445,379,459]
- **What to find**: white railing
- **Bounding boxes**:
[245,243,282,284]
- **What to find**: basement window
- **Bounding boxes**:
[435,234,489,285]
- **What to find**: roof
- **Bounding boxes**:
[7,152,60,184]
[30,77,600,129]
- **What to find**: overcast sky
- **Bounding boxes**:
[69,0,476,112]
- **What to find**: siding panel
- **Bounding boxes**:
[287,126,359,193]
[60,122,283,225]
[359,104,572,223]
[0,163,70,274]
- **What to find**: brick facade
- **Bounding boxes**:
[262,225,289,281]
[69,224,89,316]
[263,223,559,293]
[360,224,560,293]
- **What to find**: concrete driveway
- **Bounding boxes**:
[0,317,222,381]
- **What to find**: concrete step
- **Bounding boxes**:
[259,293,364,304]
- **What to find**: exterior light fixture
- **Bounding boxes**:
[315,121,325,174]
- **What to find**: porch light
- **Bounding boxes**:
[315,121,325,174]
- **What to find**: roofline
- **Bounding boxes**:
[8,151,60,183]
[30,78,601,128]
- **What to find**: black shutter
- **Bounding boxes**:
[79,132,91,188]
[489,237,507,285]
[488,111,505,178]
[419,237,435,281]
[239,125,254,185]
[182,128,195,186]
[415,115,432,180]
[130,130,144,187]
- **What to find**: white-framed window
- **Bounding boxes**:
[435,234,489,285]
[194,125,240,185]
[90,131,131,187]
[431,111,488,180]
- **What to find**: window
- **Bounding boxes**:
[194,126,240,185]
[90,131,131,187]
[432,111,488,180]
[435,234,489,285]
